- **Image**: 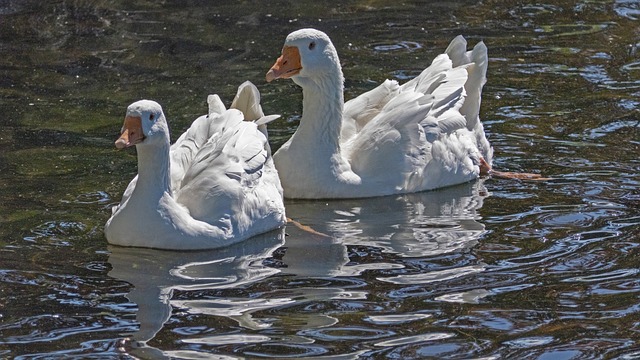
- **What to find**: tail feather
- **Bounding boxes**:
[459,41,488,130]
[231,81,264,121]
[207,94,227,116]
[445,35,469,67]
[444,37,487,131]
[230,80,281,138]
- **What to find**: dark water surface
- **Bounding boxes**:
[1,0,639,358]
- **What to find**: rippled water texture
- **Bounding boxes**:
[0,0,639,359]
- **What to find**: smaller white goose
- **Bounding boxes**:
[266,29,541,199]
[105,82,286,250]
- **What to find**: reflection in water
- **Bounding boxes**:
[108,181,488,357]
[283,180,487,277]
[204,181,490,357]
[107,229,284,354]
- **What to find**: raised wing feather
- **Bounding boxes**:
[446,36,488,130]
[179,109,256,185]
[169,115,215,191]
[445,35,470,67]
[345,92,433,183]
[169,81,279,192]
[231,81,280,137]
[175,109,271,222]
[172,80,283,226]
[231,81,263,121]
[421,66,469,142]
[345,48,472,186]
[168,94,230,191]
[225,116,269,175]
[341,79,400,142]
[401,54,452,94]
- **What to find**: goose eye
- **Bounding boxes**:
[309,41,316,50]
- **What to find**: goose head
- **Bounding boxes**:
[266,28,342,87]
[115,100,169,149]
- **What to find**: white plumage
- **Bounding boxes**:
[105,82,286,250]
[266,29,494,199]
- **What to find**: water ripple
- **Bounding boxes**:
[611,215,640,228]
[301,326,395,341]
[621,60,640,72]
[505,338,637,359]
[563,268,639,283]
[0,315,108,344]
[380,340,490,359]
[615,0,640,20]
[60,191,111,205]
[182,334,271,345]
[435,289,492,304]
[365,313,432,325]
[372,41,422,52]
[242,343,329,358]
[24,221,88,246]
[585,119,640,140]
[504,335,555,349]
[509,4,562,17]
[535,23,612,37]
[378,265,486,285]
[497,228,622,273]
[375,332,455,347]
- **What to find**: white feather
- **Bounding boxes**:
[105,82,286,249]
[271,29,493,199]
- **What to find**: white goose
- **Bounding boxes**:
[105,82,286,250]
[266,29,499,199]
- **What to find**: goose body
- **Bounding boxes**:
[267,29,493,199]
[105,82,286,250]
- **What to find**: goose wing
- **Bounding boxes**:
[175,82,283,227]
[344,53,471,189]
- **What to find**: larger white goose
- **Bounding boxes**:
[105,82,286,250]
[267,29,499,199]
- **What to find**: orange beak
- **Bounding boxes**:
[115,115,145,149]
[266,46,302,82]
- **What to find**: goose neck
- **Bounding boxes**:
[134,142,172,196]
[296,74,344,149]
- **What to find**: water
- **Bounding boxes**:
[0,0,639,358]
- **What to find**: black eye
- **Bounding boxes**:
[149,113,155,121]
[309,41,316,50]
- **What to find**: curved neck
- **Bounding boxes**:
[292,71,344,152]
[134,141,172,197]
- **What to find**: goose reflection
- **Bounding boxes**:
[281,180,488,278]
[107,229,285,347]
[107,181,488,357]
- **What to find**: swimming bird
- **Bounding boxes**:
[105,82,286,250]
[266,28,532,199]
